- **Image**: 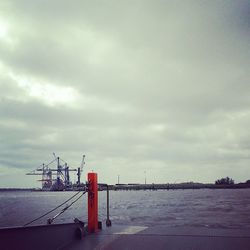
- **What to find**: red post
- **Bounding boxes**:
[88,172,98,233]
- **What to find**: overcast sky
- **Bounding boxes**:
[0,0,249,187]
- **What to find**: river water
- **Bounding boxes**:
[0,189,250,229]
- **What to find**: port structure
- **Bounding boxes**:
[77,155,85,186]
[26,155,84,191]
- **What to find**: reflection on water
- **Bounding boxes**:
[0,189,250,229]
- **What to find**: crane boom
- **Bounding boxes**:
[80,155,85,173]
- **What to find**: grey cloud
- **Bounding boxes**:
[0,0,249,186]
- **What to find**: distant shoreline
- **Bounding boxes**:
[0,188,39,192]
[1,183,250,192]
[108,183,250,191]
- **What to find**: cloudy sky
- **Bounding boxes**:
[0,0,249,187]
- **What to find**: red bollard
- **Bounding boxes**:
[88,173,98,233]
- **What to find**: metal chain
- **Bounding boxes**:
[23,191,84,226]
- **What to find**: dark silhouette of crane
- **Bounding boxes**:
[26,155,82,190]
[77,155,85,186]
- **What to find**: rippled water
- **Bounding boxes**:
[0,189,250,229]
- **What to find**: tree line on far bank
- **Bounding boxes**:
[215,177,250,185]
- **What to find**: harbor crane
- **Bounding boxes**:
[26,155,79,190]
[77,155,85,186]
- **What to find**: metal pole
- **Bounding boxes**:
[106,185,112,227]
[57,157,60,179]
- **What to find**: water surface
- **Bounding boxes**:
[0,189,249,229]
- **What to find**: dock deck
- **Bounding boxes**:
[67,225,250,250]
[1,223,250,250]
